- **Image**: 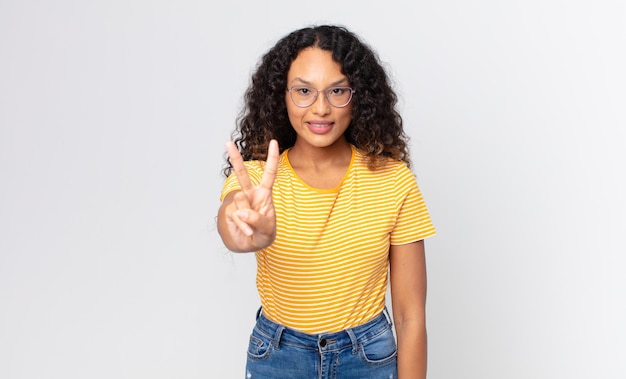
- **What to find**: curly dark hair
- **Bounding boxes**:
[223,24,410,177]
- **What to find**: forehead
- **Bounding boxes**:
[287,47,346,84]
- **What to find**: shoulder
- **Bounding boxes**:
[243,151,289,173]
[353,148,414,179]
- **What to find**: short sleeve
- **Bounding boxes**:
[390,166,436,245]
[219,161,265,202]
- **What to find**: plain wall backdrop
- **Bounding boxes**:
[1,0,624,378]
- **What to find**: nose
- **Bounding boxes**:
[311,91,331,115]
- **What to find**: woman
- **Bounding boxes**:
[218,25,435,379]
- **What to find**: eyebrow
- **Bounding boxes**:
[289,77,349,87]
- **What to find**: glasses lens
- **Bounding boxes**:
[290,86,317,107]
[326,87,353,107]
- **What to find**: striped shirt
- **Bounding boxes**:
[220,145,435,333]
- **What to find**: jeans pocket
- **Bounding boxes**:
[359,326,397,365]
[247,328,273,360]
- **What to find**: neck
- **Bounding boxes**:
[289,140,352,169]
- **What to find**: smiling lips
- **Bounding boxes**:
[307,121,333,134]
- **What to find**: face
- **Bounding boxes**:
[285,47,353,151]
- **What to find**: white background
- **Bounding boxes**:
[1,0,625,378]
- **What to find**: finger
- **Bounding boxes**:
[232,190,251,212]
[226,141,253,193]
[229,192,254,236]
[230,211,253,236]
[260,139,279,190]
[236,209,275,236]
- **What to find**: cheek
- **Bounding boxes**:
[286,102,305,124]
[338,107,353,123]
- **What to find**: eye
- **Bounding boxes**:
[295,87,314,96]
[329,87,347,96]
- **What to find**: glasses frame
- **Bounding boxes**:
[287,86,356,108]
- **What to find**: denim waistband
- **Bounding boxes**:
[253,308,393,353]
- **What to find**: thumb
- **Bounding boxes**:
[236,209,275,235]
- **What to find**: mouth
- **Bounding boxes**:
[306,121,333,134]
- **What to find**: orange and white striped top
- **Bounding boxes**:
[221,145,435,333]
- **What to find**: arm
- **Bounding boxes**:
[217,140,279,253]
[389,239,428,379]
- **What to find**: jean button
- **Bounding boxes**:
[319,338,327,347]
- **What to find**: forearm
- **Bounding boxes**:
[396,318,427,379]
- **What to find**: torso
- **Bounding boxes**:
[220,146,436,333]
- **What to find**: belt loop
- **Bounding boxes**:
[346,328,359,354]
[383,307,393,326]
[272,325,285,350]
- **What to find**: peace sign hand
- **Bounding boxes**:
[217,139,279,253]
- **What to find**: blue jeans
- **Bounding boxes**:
[245,308,398,379]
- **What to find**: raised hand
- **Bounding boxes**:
[217,139,279,253]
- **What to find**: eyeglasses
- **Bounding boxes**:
[287,86,355,108]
